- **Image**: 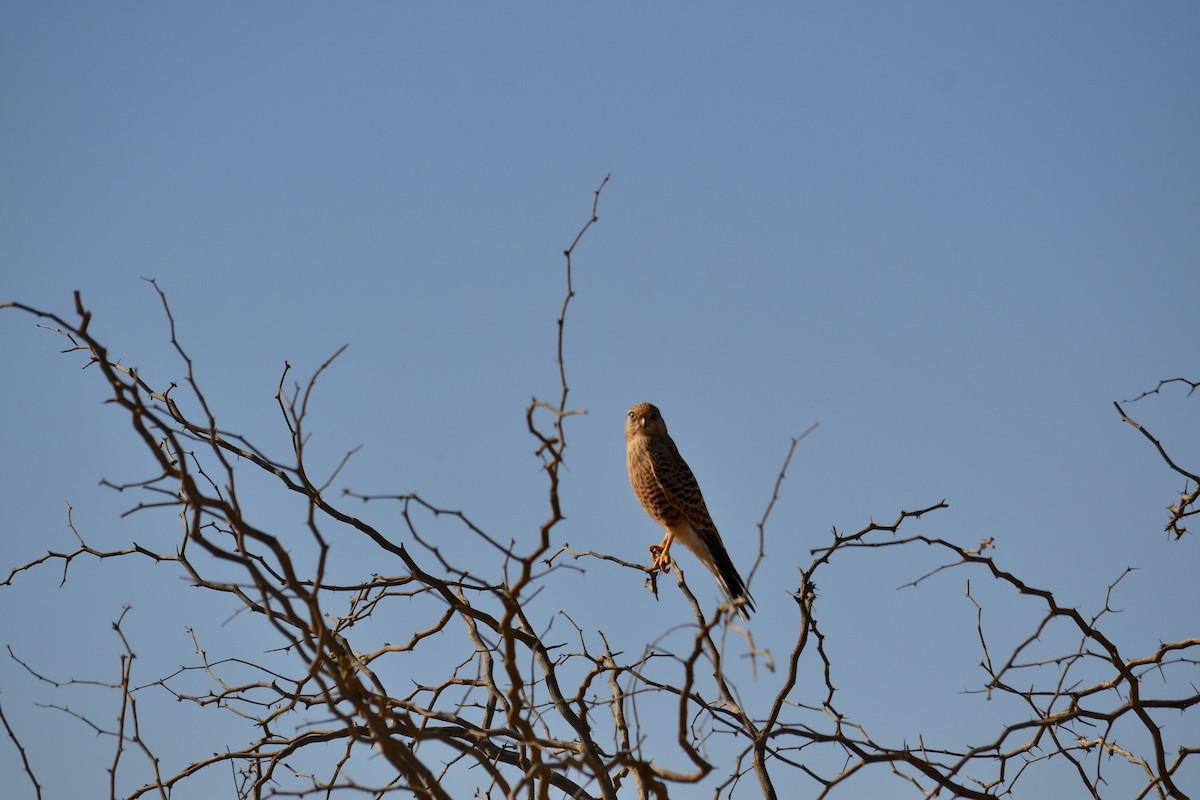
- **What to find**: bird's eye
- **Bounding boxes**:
[628,411,635,419]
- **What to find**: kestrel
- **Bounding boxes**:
[625,402,755,619]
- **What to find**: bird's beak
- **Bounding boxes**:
[639,416,647,429]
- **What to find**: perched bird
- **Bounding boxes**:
[625,402,755,619]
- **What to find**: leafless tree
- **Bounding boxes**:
[1,179,1196,799]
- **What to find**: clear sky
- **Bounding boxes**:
[2,3,1198,798]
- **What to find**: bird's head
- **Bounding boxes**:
[626,402,668,439]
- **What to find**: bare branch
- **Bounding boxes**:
[1114,385,1199,539]
[0,693,42,800]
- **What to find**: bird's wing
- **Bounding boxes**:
[646,435,715,527]
[648,435,755,617]
[646,435,736,561]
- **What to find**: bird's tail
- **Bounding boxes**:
[680,523,756,620]
[708,546,755,621]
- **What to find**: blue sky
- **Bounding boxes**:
[2,3,1198,798]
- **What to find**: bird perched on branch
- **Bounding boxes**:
[625,402,755,619]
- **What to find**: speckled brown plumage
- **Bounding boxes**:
[625,402,754,619]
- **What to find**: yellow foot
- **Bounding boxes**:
[649,544,672,574]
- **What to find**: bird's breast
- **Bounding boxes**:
[627,440,682,525]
